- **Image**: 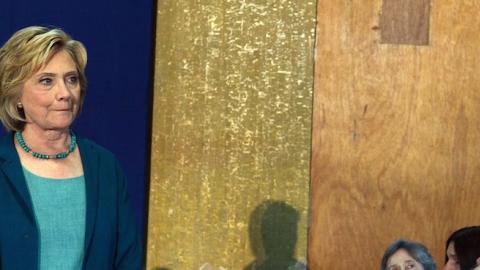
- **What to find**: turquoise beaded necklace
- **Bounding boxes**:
[15,130,77,159]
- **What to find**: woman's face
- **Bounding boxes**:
[386,248,425,270]
[443,242,460,270]
[20,50,81,132]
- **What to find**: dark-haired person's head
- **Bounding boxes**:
[381,239,436,270]
[444,226,480,270]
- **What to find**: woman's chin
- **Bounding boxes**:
[27,119,76,132]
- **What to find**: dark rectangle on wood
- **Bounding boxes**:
[380,0,431,45]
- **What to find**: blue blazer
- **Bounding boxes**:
[0,133,143,269]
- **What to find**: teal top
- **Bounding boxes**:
[23,167,86,270]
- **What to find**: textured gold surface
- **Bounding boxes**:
[147,1,316,269]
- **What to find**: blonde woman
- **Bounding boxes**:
[0,26,142,269]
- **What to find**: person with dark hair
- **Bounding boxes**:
[381,239,437,270]
[444,226,480,270]
[0,26,142,269]
[244,200,306,270]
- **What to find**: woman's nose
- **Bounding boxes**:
[55,80,73,101]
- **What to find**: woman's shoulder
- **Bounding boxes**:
[76,135,118,162]
[0,132,14,145]
[76,135,128,177]
[0,133,16,161]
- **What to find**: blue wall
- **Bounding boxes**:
[0,0,155,245]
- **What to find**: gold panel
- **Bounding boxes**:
[147,1,316,269]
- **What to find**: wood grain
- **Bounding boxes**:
[380,0,431,45]
[309,1,480,269]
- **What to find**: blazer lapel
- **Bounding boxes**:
[78,138,99,256]
[0,134,35,223]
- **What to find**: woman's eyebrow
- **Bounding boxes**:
[64,70,78,76]
[36,72,57,77]
[404,259,420,265]
[36,70,78,77]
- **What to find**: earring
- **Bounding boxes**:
[17,102,23,109]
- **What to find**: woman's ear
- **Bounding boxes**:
[476,257,480,269]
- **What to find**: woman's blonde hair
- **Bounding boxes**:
[0,26,87,131]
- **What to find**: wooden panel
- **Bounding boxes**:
[380,0,431,45]
[309,1,480,269]
[147,0,316,269]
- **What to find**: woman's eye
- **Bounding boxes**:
[39,77,53,86]
[406,263,416,269]
[66,75,78,85]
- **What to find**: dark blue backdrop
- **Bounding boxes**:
[0,0,155,246]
